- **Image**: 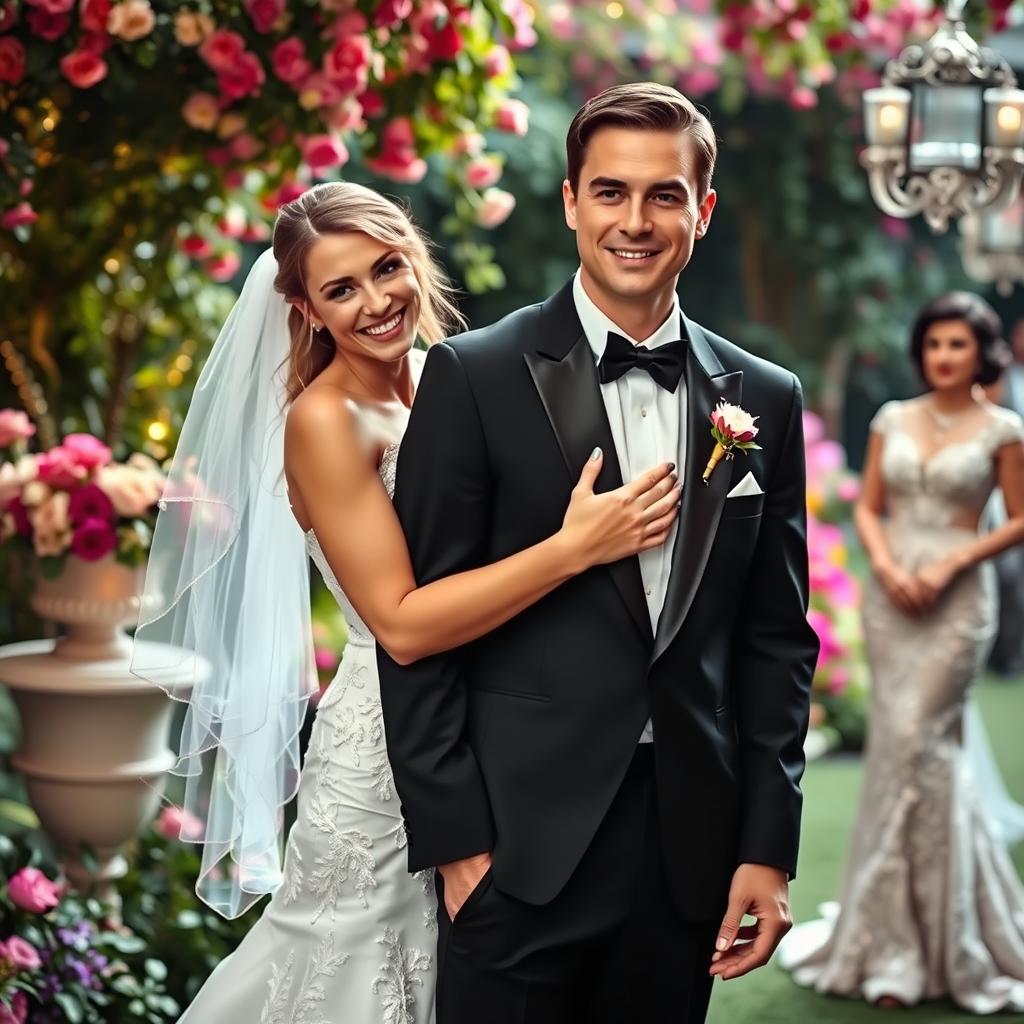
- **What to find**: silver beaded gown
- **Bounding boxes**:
[178,444,437,1024]
[780,397,1024,1013]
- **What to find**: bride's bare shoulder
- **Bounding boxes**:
[286,384,372,471]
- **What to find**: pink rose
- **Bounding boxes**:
[71,517,117,561]
[451,132,484,157]
[245,0,284,32]
[314,647,338,671]
[483,44,511,78]
[7,867,61,914]
[218,51,265,101]
[0,37,25,85]
[80,0,110,32]
[373,0,411,28]
[476,187,516,229]
[69,483,115,525]
[787,85,818,111]
[241,221,270,243]
[325,9,368,37]
[205,251,241,282]
[381,116,414,151]
[464,156,502,189]
[0,411,35,447]
[1,203,37,231]
[36,447,87,487]
[154,804,204,841]
[217,205,247,239]
[365,150,427,184]
[266,181,309,210]
[836,477,861,503]
[323,34,371,92]
[28,6,70,37]
[60,49,108,88]
[229,133,263,161]
[62,433,112,471]
[2,936,41,971]
[302,133,350,172]
[0,991,27,1024]
[199,29,246,72]
[182,92,220,132]
[272,38,311,84]
[494,98,529,137]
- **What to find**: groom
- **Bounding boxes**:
[378,82,818,1023]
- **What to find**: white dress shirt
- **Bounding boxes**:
[572,270,687,744]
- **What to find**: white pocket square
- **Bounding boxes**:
[726,471,763,499]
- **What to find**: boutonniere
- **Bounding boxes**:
[702,401,761,484]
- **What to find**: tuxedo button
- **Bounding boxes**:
[645,586,652,596]
[640,408,648,418]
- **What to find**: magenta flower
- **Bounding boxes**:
[7,867,61,914]
[70,517,117,561]
[0,990,27,1024]
[35,446,88,488]
[315,647,338,672]
[154,804,204,841]
[62,433,112,471]
[68,483,115,526]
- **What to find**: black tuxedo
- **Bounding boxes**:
[378,280,818,1021]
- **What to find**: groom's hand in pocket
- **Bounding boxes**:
[438,851,492,922]
[709,863,792,980]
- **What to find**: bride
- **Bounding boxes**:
[131,181,681,1023]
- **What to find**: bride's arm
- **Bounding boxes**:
[285,390,678,665]
[854,431,927,615]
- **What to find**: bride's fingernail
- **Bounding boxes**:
[668,462,676,472]
[590,446,602,461]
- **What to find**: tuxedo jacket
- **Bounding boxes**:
[377,279,819,922]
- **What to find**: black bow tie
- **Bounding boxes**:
[598,332,686,393]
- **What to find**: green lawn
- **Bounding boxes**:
[708,678,1024,1024]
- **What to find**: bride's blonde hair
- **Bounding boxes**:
[272,182,465,405]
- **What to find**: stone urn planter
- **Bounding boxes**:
[0,554,190,909]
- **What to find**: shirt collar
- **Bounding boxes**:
[573,268,682,364]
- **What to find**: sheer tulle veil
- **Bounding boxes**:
[131,249,318,919]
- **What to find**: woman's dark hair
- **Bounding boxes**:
[910,291,1013,388]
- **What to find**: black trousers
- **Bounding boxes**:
[434,745,720,1024]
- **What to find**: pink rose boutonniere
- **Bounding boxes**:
[703,400,761,483]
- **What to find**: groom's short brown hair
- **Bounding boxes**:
[566,82,718,199]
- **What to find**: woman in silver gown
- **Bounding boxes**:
[780,292,1024,1012]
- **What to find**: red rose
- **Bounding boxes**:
[26,7,69,39]
[272,38,311,84]
[0,38,26,85]
[199,29,246,72]
[26,0,74,13]
[59,49,108,88]
[245,0,283,34]
[323,34,371,92]
[218,51,265,101]
[79,0,110,32]
[0,0,19,31]
[373,0,412,28]
[420,19,462,62]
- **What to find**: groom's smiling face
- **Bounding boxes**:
[563,126,716,320]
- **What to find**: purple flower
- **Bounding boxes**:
[65,955,94,987]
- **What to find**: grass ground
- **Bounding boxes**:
[707,677,1024,1024]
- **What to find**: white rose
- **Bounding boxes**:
[97,465,162,517]
[33,527,71,557]
[22,481,51,508]
[476,188,516,230]
[29,491,70,534]
[712,401,759,442]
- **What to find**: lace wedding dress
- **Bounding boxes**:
[780,398,1024,1013]
[179,444,436,1024]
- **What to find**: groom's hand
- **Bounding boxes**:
[709,863,791,980]
[438,851,492,922]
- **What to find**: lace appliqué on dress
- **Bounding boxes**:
[371,927,432,1024]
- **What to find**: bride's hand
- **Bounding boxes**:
[915,556,961,607]
[875,559,928,616]
[559,448,680,571]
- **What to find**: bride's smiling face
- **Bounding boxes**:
[299,231,422,363]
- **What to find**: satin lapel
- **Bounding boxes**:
[652,323,742,665]
[524,335,652,641]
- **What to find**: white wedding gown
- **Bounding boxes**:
[179,444,437,1024]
